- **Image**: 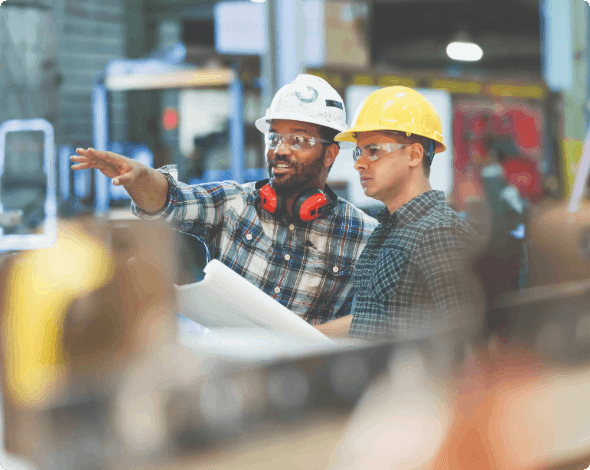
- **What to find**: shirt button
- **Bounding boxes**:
[284,254,290,261]
[246,233,253,240]
[332,266,339,273]
[274,287,280,294]
[289,224,295,231]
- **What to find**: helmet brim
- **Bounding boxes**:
[336,127,447,153]
[255,113,348,134]
[256,114,355,149]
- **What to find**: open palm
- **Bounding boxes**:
[71,148,139,185]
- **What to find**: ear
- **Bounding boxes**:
[323,143,340,169]
[408,143,424,169]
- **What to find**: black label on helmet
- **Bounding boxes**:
[325,100,343,110]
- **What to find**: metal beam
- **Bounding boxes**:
[0,1,53,10]
[261,0,279,111]
[104,68,235,91]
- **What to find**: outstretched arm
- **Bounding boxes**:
[71,147,169,213]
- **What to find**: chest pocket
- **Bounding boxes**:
[240,226,273,252]
[305,248,354,297]
[221,218,273,263]
[368,248,410,300]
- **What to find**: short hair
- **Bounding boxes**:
[382,131,435,177]
[318,126,340,172]
[319,126,340,147]
[415,135,435,178]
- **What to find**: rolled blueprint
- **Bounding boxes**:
[175,260,331,343]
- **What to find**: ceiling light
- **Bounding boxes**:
[446,27,483,62]
[446,41,483,61]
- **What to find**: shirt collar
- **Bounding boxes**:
[378,190,446,227]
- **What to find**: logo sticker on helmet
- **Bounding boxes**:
[296,86,319,103]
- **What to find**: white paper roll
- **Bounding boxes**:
[175,260,332,343]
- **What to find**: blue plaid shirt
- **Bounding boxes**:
[350,191,481,340]
[132,166,378,324]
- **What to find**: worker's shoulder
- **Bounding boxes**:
[188,179,257,199]
[419,201,481,243]
[335,197,379,228]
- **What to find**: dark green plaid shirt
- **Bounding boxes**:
[350,191,481,341]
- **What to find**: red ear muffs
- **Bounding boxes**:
[292,189,328,222]
[258,182,329,221]
[259,183,284,214]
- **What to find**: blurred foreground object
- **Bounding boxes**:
[329,318,590,470]
[0,214,387,470]
[328,344,455,470]
[0,217,182,469]
[12,193,590,469]
[528,200,590,286]
[6,212,590,470]
[528,128,590,286]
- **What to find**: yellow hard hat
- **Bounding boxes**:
[335,86,446,154]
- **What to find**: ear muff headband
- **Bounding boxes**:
[292,189,329,222]
[256,180,334,222]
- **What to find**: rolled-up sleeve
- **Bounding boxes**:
[132,165,248,247]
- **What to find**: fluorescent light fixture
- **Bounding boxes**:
[446,41,483,62]
[251,0,265,3]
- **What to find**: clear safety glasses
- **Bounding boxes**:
[266,132,332,151]
[353,143,408,162]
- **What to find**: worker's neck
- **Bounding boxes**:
[385,175,432,215]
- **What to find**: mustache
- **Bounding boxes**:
[269,157,297,167]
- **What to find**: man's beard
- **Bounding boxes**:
[267,147,327,196]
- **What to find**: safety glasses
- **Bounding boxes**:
[353,143,409,162]
[266,132,332,151]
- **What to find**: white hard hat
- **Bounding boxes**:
[255,74,348,134]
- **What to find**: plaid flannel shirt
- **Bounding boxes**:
[350,190,481,341]
[132,166,378,324]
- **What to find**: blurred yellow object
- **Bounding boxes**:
[487,84,545,99]
[2,222,114,407]
[431,78,481,94]
[562,138,584,197]
[335,86,446,153]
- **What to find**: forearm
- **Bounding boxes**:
[315,314,352,338]
[125,167,170,214]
